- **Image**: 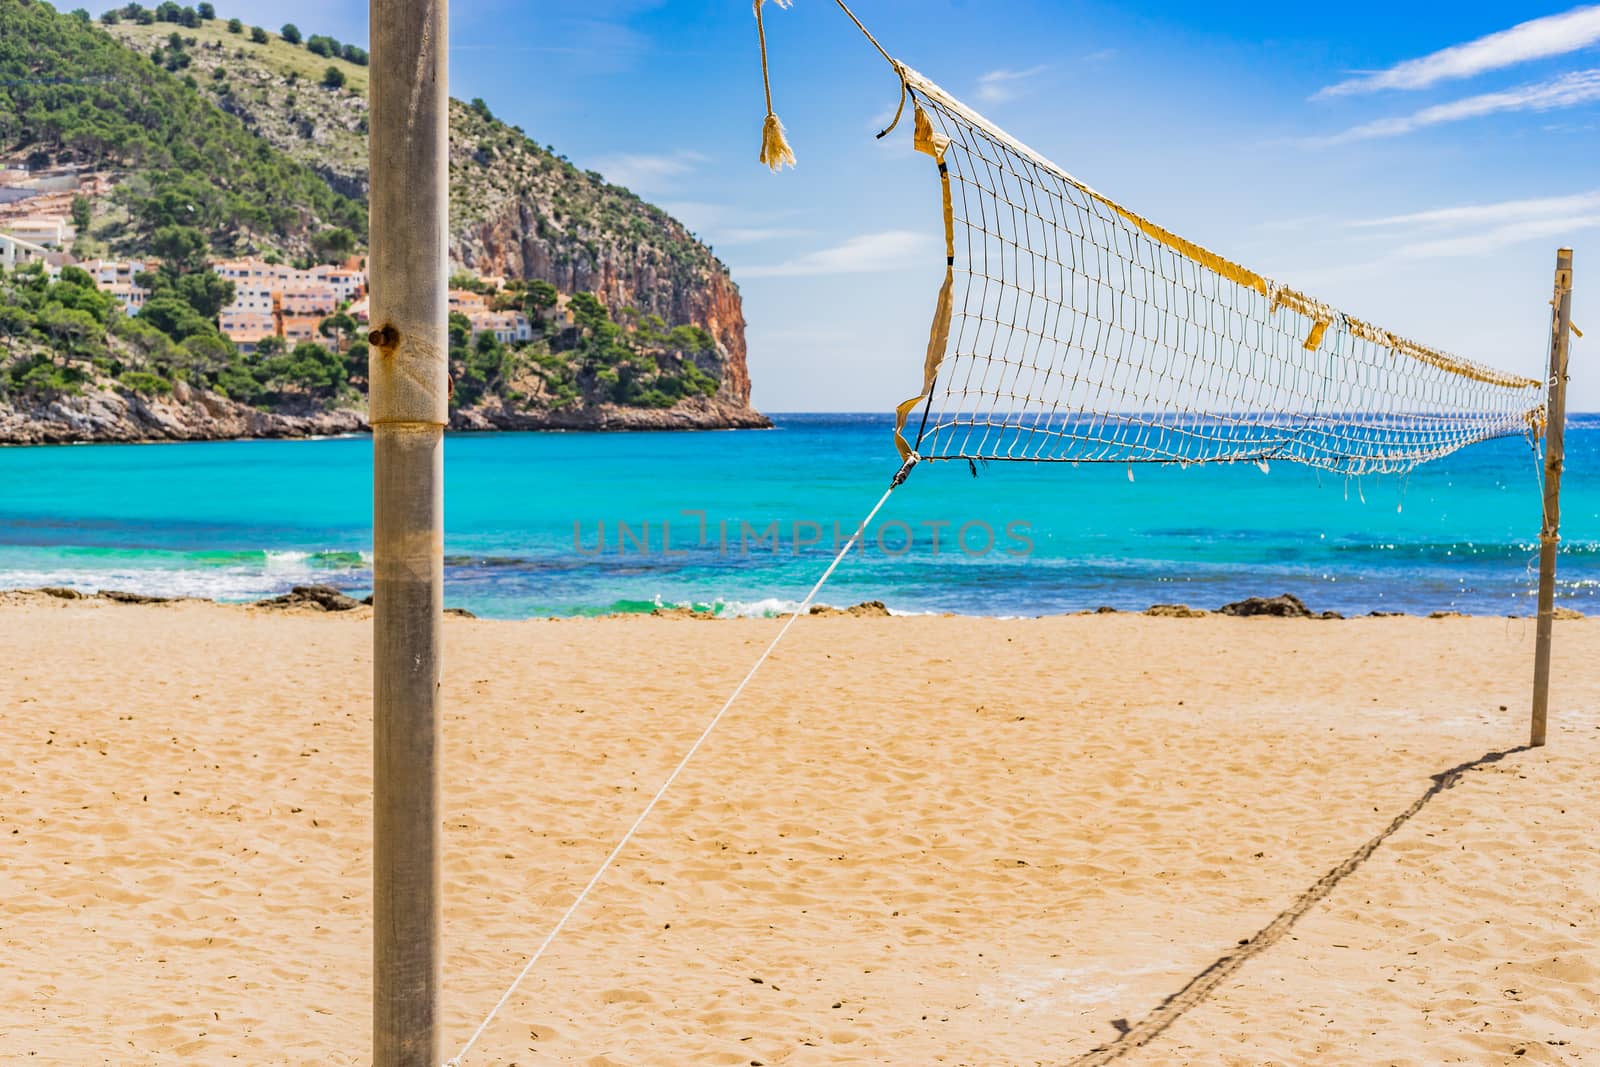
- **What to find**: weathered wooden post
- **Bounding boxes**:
[369,1,449,1062]
[1531,247,1573,748]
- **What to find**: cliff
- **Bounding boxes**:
[0,7,765,443]
[0,378,362,446]
[456,207,752,407]
[0,380,764,444]
[448,103,753,407]
[101,17,761,416]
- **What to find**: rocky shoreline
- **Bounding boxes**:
[447,394,772,433]
[0,586,1581,621]
[0,381,770,446]
[0,380,365,446]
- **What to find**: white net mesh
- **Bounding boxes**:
[892,69,1547,475]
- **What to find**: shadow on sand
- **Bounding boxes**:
[1063,745,1530,1066]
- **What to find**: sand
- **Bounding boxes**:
[2,596,1597,1065]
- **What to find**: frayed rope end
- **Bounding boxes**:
[760,113,796,172]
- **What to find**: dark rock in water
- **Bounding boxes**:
[1094,605,1119,614]
[651,605,717,619]
[256,585,362,612]
[1144,604,1207,618]
[361,594,375,606]
[39,586,84,600]
[1217,593,1314,618]
[1319,610,1345,620]
[809,600,892,618]
[1429,610,1466,619]
[100,590,177,604]
[1369,610,1406,617]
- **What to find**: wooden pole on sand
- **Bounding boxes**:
[1531,247,1573,748]
[369,1,449,1061]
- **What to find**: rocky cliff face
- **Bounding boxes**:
[447,101,755,409]
[456,207,751,406]
[450,394,768,433]
[0,379,363,446]
[0,380,766,445]
[95,24,760,419]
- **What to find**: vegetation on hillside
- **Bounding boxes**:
[106,12,370,200]
[448,280,723,412]
[0,2,745,427]
[447,99,725,287]
[0,0,364,256]
[0,254,723,415]
[112,12,728,293]
[0,236,361,408]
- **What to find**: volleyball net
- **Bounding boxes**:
[889,69,1547,476]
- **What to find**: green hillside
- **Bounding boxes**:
[0,1,762,438]
[107,13,372,201]
[0,0,364,257]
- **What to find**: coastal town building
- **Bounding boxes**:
[0,232,53,273]
[283,315,324,344]
[212,257,295,287]
[217,310,276,352]
[278,284,340,317]
[211,257,367,348]
[77,257,150,288]
[226,285,276,316]
[12,245,534,355]
[447,287,533,343]
[466,308,533,345]
[448,288,489,314]
[310,264,365,303]
[74,259,152,310]
[102,281,150,312]
[1,214,75,247]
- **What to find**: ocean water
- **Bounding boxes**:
[0,413,1595,618]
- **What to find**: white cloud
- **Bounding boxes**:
[1342,190,1600,260]
[1312,69,1600,144]
[738,231,932,278]
[714,227,813,246]
[656,202,810,248]
[1350,191,1600,230]
[1317,4,1600,98]
[591,150,707,192]
[976,65,1049,103]
[1392,215,1600,259]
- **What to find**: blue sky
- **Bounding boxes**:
[222,1,1598,411]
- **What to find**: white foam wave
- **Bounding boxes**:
[0,567,307,601]
[648,594,927,619]
[2,550,370,603]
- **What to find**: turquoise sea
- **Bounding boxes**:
[0,413,1595,618]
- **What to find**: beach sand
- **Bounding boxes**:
[3,596,1597,1065]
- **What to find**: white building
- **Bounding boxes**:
[0,232,52,272]
[218,310,277,352]
[66,258,152,310]
[309,264,366,303]
[214,258,361,348]
[2,215,74,248]
[466,309,533,345]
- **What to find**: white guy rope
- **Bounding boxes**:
[445,466,913,1066]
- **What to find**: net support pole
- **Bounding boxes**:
[369,1,449,1063]
[1531,247,1574,748]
